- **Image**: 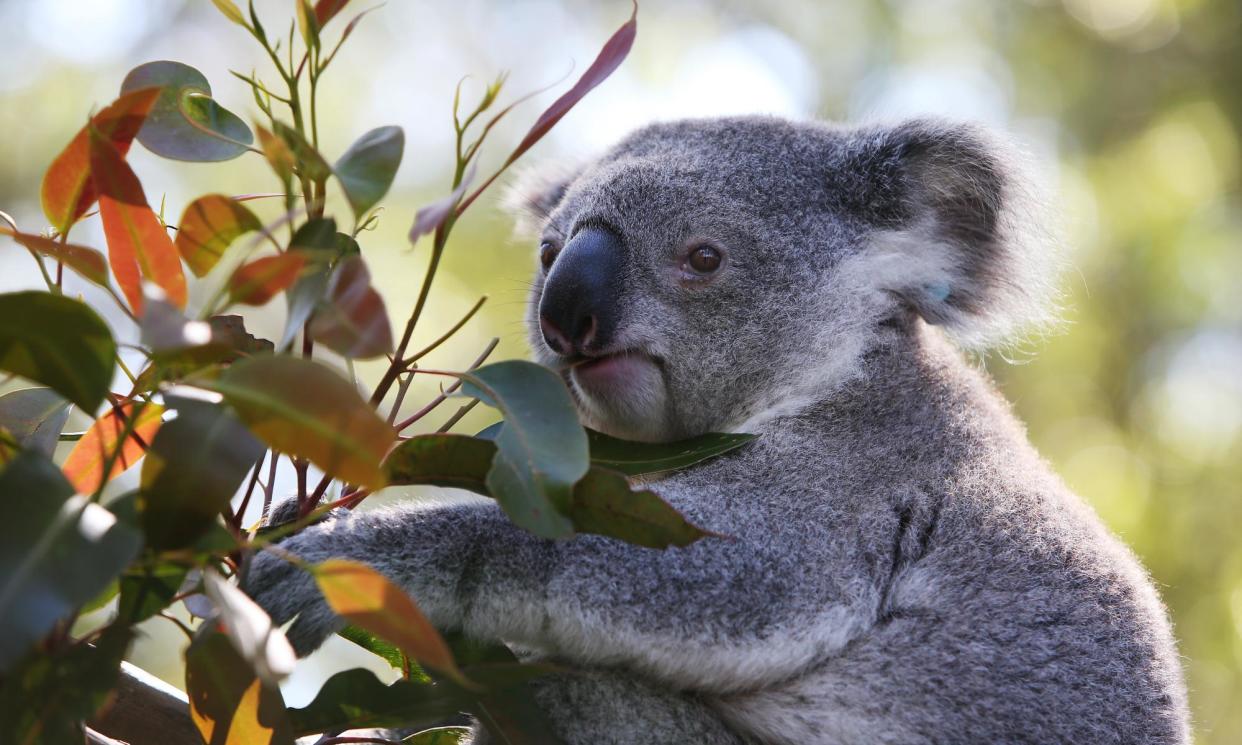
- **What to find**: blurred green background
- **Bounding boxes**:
[0,0,1239,739]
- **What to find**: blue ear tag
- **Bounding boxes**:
[926,282,951,302]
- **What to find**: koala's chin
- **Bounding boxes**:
[567,351,671,443]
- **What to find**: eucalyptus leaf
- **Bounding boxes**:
[185,627,294,744]
[273,120,331,181]
[308,255,394,359]
[383,434,492,494]
[335,126,404,218]
[0,623,131,743]
[286,668,460,734]
[122,60,253,162]
[138,389,264,550]
[384,436,713,548]
[0,451,142,673]
[117,561,189,624]
[338,624,409,674]
[204,356,395,489]
[0,292,115,412]
[568,467,714,549]
[479,423,757,478]
[457,361,586,539]
[0,388,71,457]
[585,429,756,477]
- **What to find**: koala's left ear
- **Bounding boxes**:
[846,119,1062,347]
[502,162,584,237]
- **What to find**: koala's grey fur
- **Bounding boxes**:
[245,116,1190,744]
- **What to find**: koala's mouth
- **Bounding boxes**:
[568,349,662,394]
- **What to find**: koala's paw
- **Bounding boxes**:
[242,524,348,657]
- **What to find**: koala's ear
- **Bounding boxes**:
[502,162,584,237]
[849,119,1062,347]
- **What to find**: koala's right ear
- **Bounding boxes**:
[502,162,584,237]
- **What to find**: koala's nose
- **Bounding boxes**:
[539,226,623,356]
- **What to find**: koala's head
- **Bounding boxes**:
[508,116,1059,442]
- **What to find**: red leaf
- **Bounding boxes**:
[62,401,164,495]
[314,0,351,26]
[89,130,188,313]
[456,2,637,215]
[511,3,636,162]
[308,255,393,359]
[41,87,161,235]
[228,253,307,306]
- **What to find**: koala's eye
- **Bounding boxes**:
[686,245,722,274]
[539,240,560,271]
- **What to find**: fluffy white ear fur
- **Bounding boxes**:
[501,162,585,238]
[863,120,1066,350]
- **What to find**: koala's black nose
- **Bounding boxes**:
[539,225,624,356]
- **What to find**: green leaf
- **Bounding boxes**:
[280,218,340,350]
[0,623,131,744]
[383,434,492,494]
[0,291,115,414]
[0,451,142,673]
[117,561,189,624]
[204,356,395,489]
[479,423,757,478]
[385,437,713,549]
[307,255,394,359]
[121,60,254,162]
[585,429,756,477]
[337,624,409,674]
[138,389,264,550]
[0,388,71,457]
[286,668,460,734]
[335,126,404,219]
[404,728,470,745]
[185,627,294,745]
[457,361,587,539]
[568,467,714,549]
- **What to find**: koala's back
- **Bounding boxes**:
[665,327,1190,744]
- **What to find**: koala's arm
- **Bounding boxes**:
[245,499,842,694]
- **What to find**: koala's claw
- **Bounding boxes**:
[242,529,346,658]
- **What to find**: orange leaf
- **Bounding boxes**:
[89,130,188,313]
[255,125,296,185]
[40,87,161,235]
[228,253,307,306]
[174,194,262,277]
[314,559,468,685]
[0,227,110,288]
[62,401,164,495]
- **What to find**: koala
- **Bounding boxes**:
[245,116,1191,744]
